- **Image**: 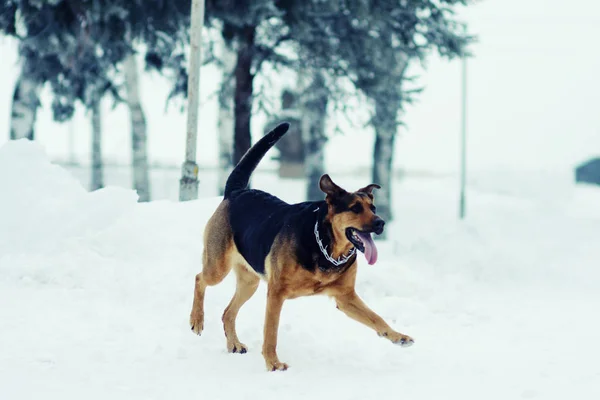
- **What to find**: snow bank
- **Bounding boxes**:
[565,184,600,220]
[0,139,221,289]
[0,140,138,256]
[1,140,599,400]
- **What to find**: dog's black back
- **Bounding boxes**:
[223,122,353,275]
[228,188,329,274]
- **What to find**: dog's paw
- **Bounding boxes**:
[189,313,204,336]
[391,334,414,347]
[394,335,414,347]
[263,353,289,371]
[227,340,249,354]
[380,331,414,347]
[266,361,289,372]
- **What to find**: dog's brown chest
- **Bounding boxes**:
[278,264,348,299]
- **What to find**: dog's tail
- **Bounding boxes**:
[224,122,290,198]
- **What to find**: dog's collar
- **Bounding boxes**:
[313,211,356,267]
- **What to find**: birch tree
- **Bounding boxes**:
[10,59,40,141]
[90,100,104,191]
[123,52,151,202]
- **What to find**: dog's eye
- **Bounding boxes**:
[370,205,377,213]
[350,204,363,214]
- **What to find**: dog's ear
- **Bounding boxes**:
[357,183,381,197]
[319,174,347,197]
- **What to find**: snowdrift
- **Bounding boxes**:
[1,140,599,400]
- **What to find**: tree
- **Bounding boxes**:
[1,1,472,206]
[294,0,474,235]
[9,55,40,141]
[205,0,471,196]
[0,0,206,197]
[203,1,281,167]
[0,2,128,124]
[216,38,236,196]
[347,28,412,231]
[90,98,104,191]
[123,52,151,202]
[353,1,473,234]
[299,71,328,201]
[204,0,341,173]
[1,1,132,195]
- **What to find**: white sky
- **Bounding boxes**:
[1,0,599,174]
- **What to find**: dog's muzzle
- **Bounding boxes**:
[373,218,385,235]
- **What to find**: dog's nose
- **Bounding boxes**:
[373,218,385,235]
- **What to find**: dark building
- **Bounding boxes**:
[575,158,600,185]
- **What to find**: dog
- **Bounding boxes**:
[189,122,414,371]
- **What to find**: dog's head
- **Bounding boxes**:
[319,174,384,265]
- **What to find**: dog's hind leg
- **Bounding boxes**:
[190,201,234,336]
[222,264,260,353]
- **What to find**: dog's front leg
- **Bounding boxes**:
[262,287,288,371]
[334,290,414,347]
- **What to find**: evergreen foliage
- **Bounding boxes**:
[0,0,474,186]
[0,0,202,120]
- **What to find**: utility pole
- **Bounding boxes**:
[179,0,205,201]
[459,47,468,220]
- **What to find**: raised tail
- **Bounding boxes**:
[224,122,290,198]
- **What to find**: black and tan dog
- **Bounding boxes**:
[189,122,414,371]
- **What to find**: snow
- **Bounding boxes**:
[1,140,600,399]
[1,0,599,396]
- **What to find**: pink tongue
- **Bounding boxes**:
[357,232,378,265]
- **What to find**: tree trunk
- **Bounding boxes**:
[124,53,151,202]
[233,26,256,168]
[371,96,398,239]
[370,56,408,239]
[217,41,236,195]
[90,100,104,191]
[10,61,40,140]
[301,72,328,201]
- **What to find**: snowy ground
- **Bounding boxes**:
[1,139,600,400]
